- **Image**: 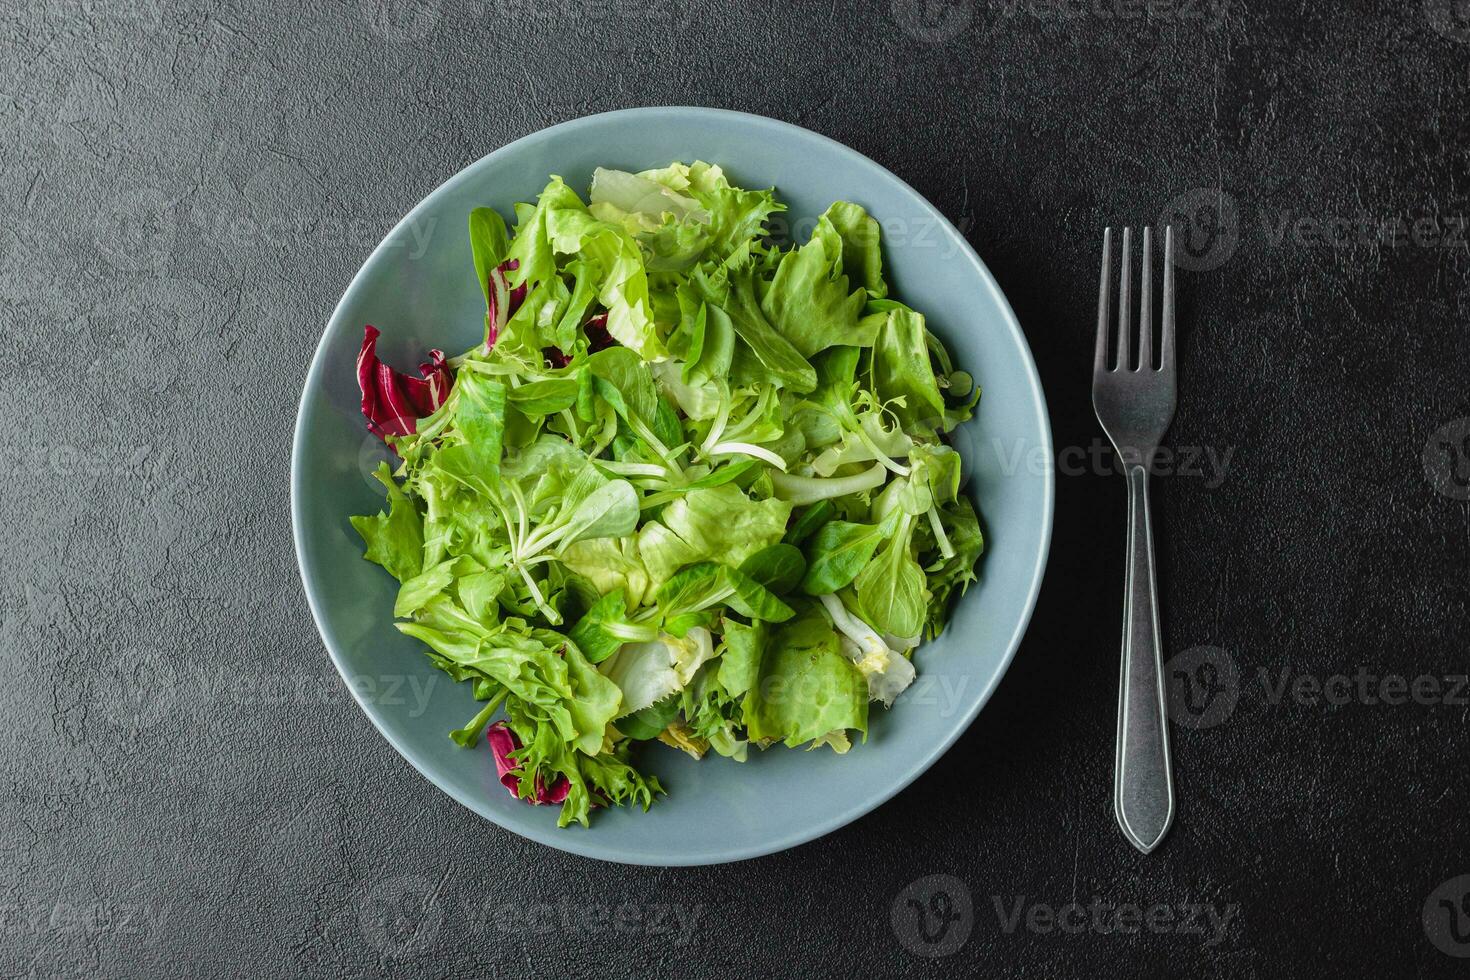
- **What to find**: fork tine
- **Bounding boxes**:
[1138,227,1153,371]
[1161,225,1176,373]
[1095,227,1112,373]
[1116,227,1132,371]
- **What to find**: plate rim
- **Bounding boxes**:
[291,105,1055,866]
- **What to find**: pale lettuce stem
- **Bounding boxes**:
[558,408,581,442]
[927,505,955,560]
[698,387,732,456]
[411,388,459,442]
[856,425,910,476]
[699,585,736,611]
[507,481,531,557]
[493,497,520,560]
[708,442,787,471]
[519,520,567,560]
[598,460,668,478]
[516,563,560,625]
[770,462,887,506]
[606,621,659,642]
[819,593,884,655]
[628,416,673,461]
[637,490,681,510]
[626,415,690,490]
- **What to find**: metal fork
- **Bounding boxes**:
[1093,226,1177,854]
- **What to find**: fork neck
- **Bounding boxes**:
[1124,463,1152,492]
[1108,444,1162,477]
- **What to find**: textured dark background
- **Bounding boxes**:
[4,0,1469,976]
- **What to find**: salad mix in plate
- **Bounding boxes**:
[350,162,983,827]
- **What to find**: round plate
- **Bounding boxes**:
[292,107,1053,865]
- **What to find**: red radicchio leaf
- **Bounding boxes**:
[484,259,529,353]
[584,313,615,352]
[542,347,571,369]
[357,325,452,440]
[485,720,570,805]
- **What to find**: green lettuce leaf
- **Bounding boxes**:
[469,207,511,305]
[432,372,508,497]
[544,209,666,360]
[350,463,424,582]
[636,484,792,589]
[742,605,867,747]
[852,511,928,638]
[505,176,587,291]
[814,201,886,298]
[760,233,871,358]
[870,306,946,434]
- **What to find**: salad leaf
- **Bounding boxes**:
[870,305,946,434]
[393,557,461,617]
[637,484,791,589]
[356,325,452,439]
[600,628,715,715]
[505,176,586,291]
[568,587,656,664]
[715,269,817,393]
[432,372,508,497]
[800,519,888,595]
[815,201,886,299]
[507,376,580,416]
[469,208,511,305]
[717,618,766,696]
[558,536,653,608]
[487,720,570,804]
[545,209,665,360]
[922,497,986,639]
[852,512,928,638]
[739,543,806,595]
[618,696,682,740]
[350,463,424,582]
[760,232,871,357]
[742,605,868,747]
[783,500,836,546]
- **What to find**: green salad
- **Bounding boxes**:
[351,162,983,827]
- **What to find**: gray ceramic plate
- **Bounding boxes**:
[292,107,1053,865]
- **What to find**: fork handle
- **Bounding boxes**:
[1114,464,1175,853]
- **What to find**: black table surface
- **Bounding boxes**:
[5,1,1469,977]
